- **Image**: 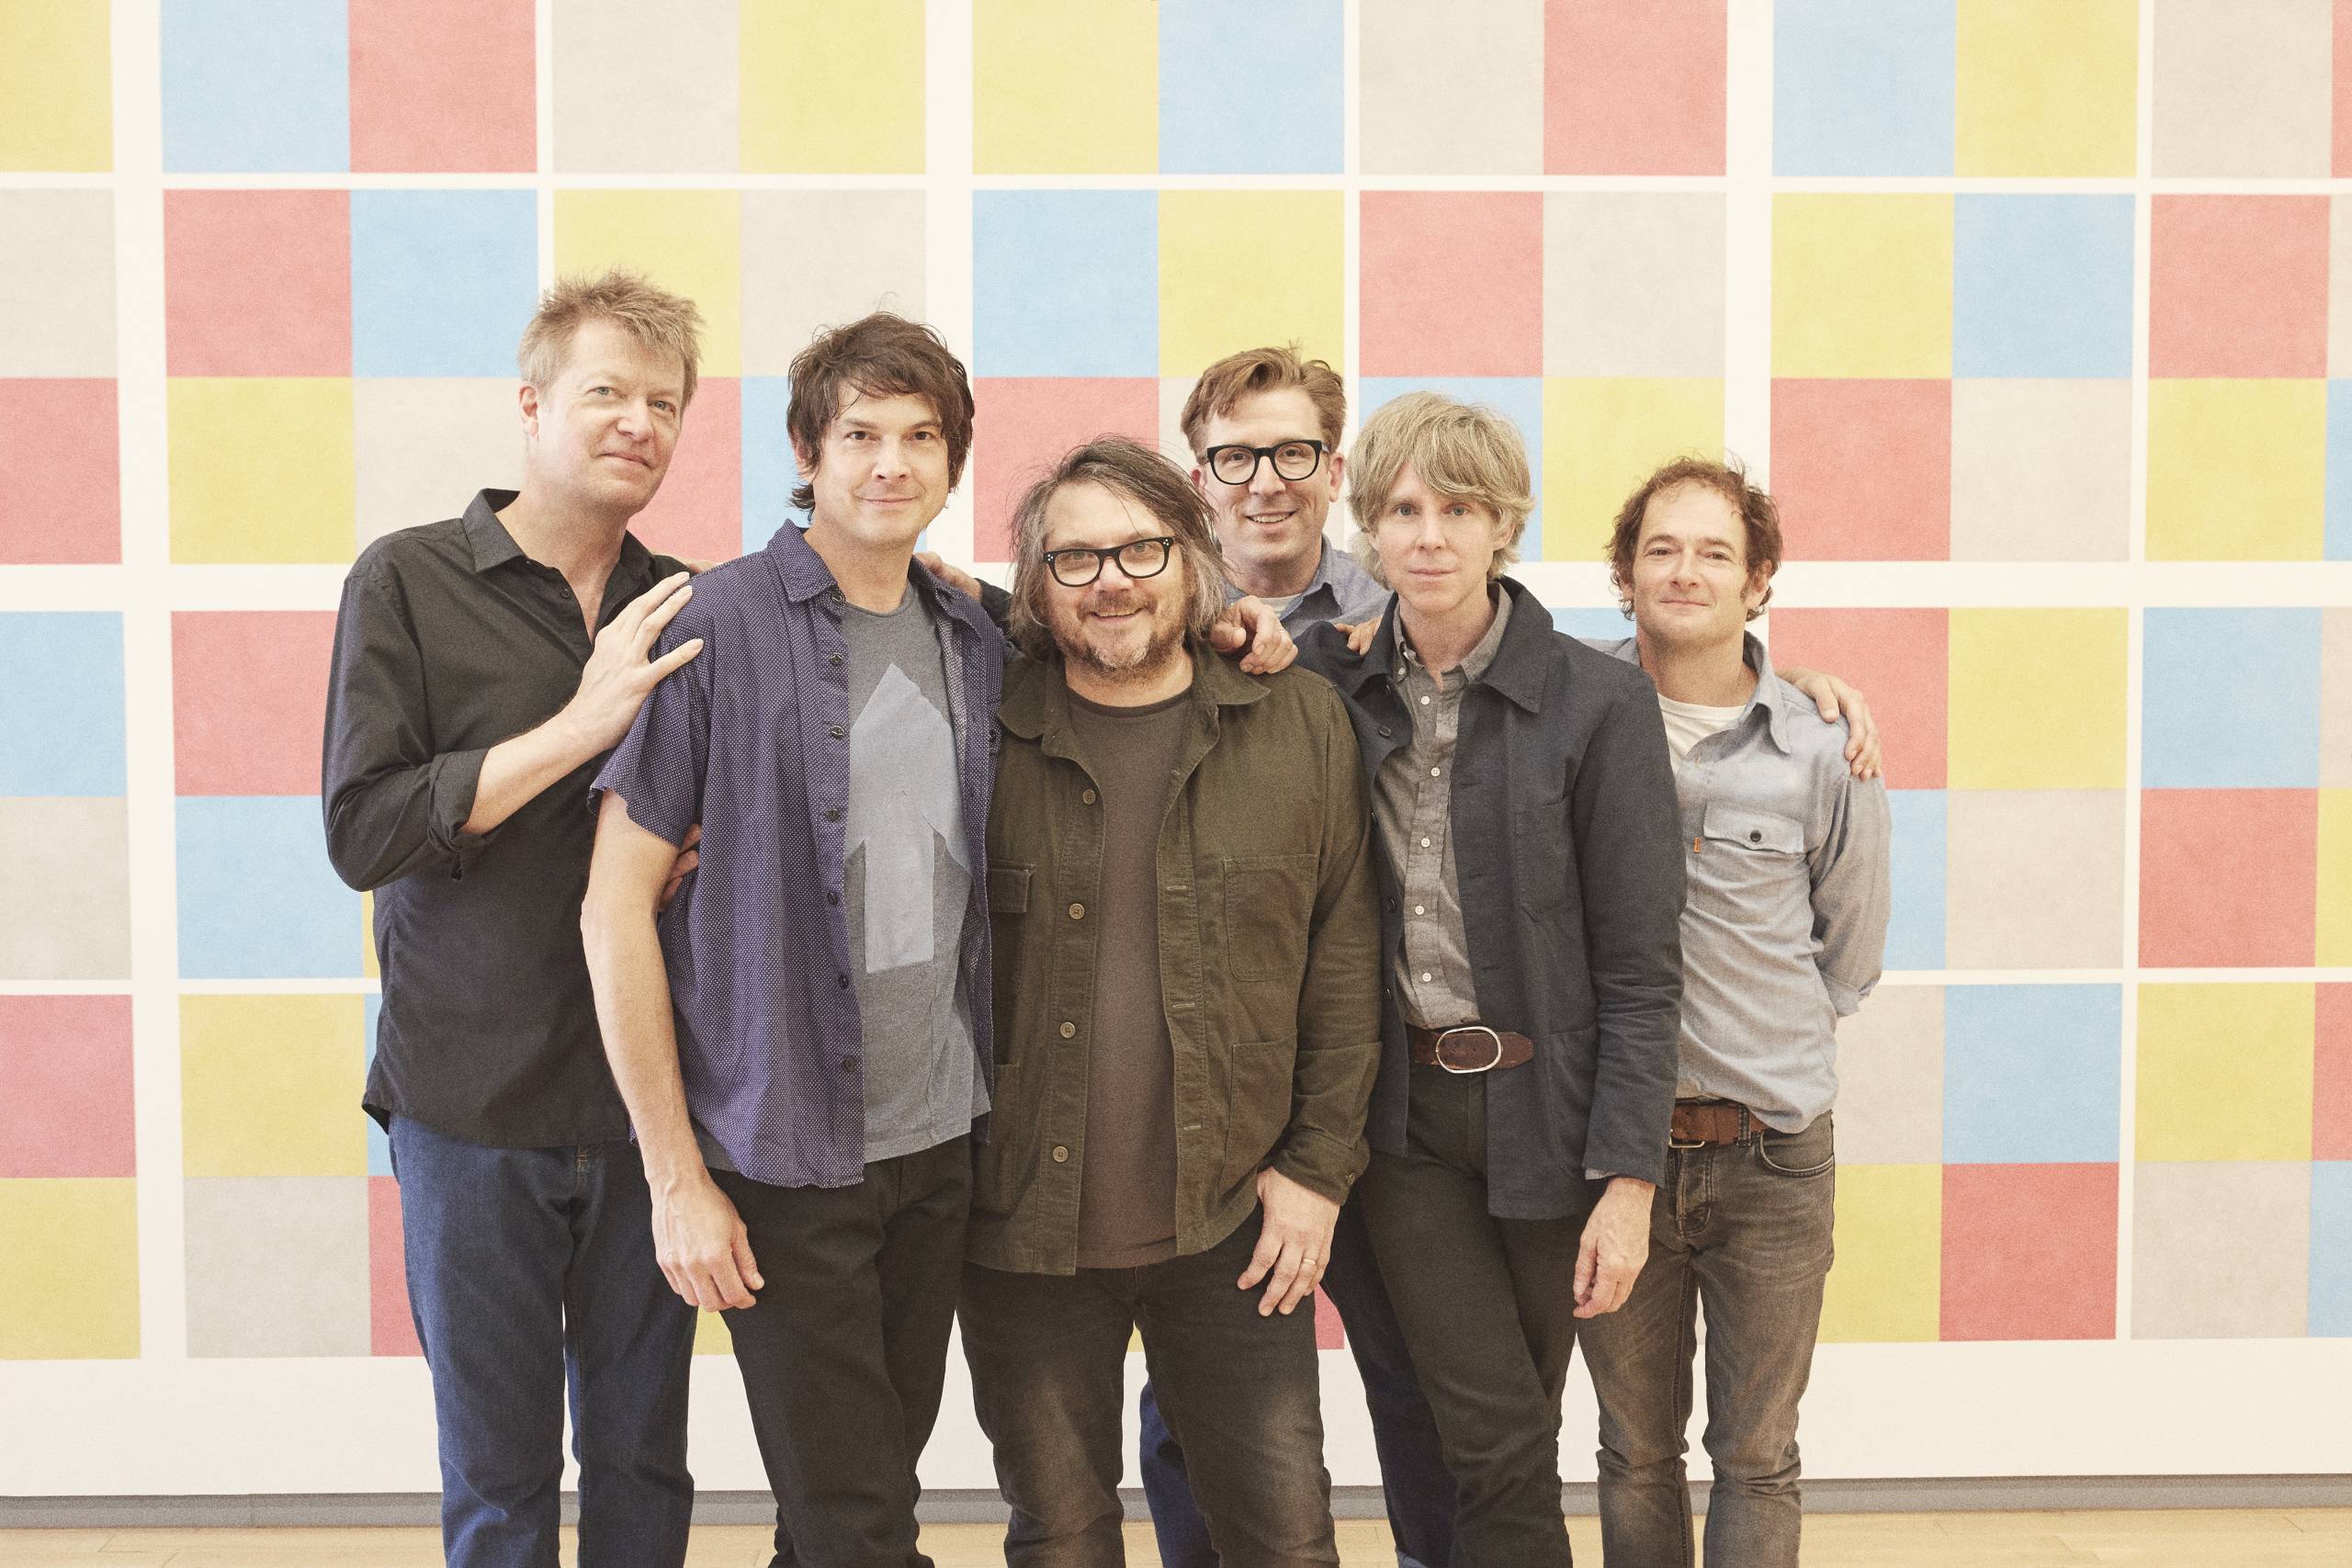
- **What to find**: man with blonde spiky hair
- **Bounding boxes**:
[324,268,710,1568]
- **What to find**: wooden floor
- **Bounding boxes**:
[1,1512,2346,1566]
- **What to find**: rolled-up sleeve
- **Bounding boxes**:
[588,613,712,850]
[322,561,492,890]
[1811,771,1891,1016]
[1568,682,1686,1188]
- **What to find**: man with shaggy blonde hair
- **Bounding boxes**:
[325,267,710,1568]
[1344,391,1533,583]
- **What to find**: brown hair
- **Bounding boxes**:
[1606,457,1783,621]
[517,269,704,407]
[1178,344,1347,456]
[785,312,976,513]
[1006,437,1229,662]
[1345,391,1533,583]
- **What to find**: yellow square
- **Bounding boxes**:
[0,1179,138,1357]
[2145,379,2327,561]
[2136,984,2313,1163]
[169,379,356,564]
[695,1310,732,1356]
[555,191,742,378]
[975,0,1156,173]
[2317,792,2352,965]
[1159,191,1342,378]
[0,2,110,170]
[182,995,367,1179]
[1542,378,1724,563]
[1947,608,2127,789]
[741,0,923,173]
[1818,1164,1939,1343]
[1955,0,2137,175]
[1772,196,1953,379]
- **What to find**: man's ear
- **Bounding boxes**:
[1325,448,1345,501]
[518,382,541,440]
[1744,565,1774,614]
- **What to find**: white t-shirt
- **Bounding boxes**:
[1657,693,1746,772]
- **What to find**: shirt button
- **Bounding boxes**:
[827,890,840,906]
[830,725,845,739]
[1419,695,1430,705]
[1377,727,1394,739]
[829,653,843,666]
[830,591,843,606]
[1415,904,1426,915]
[1058,1021,1077,1039]
[837,974,851,988]
[839,1057,855,1072]
[1749,830,1762,842]
[1081,789,1097,806]
[1419,836,1431,848]
[1419,971,1432,982]
[826,807,842,822]
[1068,902,1085,920]
[1430,766,1442,777]
[1052,1145,1069,1163]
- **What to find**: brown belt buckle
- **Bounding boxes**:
[1436,1025,1506,1074]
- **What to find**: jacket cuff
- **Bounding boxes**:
[426,747,493,856]
[1272,1127,1366,1206]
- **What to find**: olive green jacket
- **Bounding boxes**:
[971,645,1383,1275]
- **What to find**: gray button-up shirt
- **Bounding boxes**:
[1599,634,1891,1131]
[1224,537,1391,633]
[1374,591,1512,1029]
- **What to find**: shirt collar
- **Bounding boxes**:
[1224,536,1340,611]
[999,635,1269,742]
[1611,629,1792,752]
[463,490,658,583]
[1396,585,1513,687]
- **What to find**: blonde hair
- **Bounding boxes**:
[1346,391,1533,583]
[517,269,704,407]
[1179,344,1347,455]
[1006,437,1229,663]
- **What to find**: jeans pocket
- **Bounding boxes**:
[1756,1111,1836,1178]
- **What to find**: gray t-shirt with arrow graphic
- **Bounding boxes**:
[842,587,987,1161]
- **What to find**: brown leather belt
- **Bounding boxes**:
[1408,1023,1534,1074]
[1668,1099,1751,1148]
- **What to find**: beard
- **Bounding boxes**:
[1052,590,1189,684]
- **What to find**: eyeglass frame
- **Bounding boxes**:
[1038,534,1180,588]
[1201,439,1329,487]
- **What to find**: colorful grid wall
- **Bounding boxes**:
[2,0,2347,1457]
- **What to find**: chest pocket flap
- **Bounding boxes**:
[1701,802,1804,854]
[988,864,1032,914]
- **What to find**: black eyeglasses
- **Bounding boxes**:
[1040,535,1177,588]
[1203,440,1327,486]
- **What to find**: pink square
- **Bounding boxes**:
[1770,379,1951,561]
[0,378,119,563]
[0,996,135,1179]
[631,378,743,569]
[1763,610,1947,789]
[1360,193,1544,377]
[164,190,351,378]
[972,378,1161,561]
[1314,1288,1344,1350]
[351,0,535,173]
[1545,0,1726,175]
[173,612,338,796]
[370,1176,422,1357]
[2317,984,2350,1159]
[2140,789,2318,967]
[1941,1163,2116,1340]
[2149,196,2330,378]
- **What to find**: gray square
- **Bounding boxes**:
[741,191,928,377]
[0,191,116,378]
[554,0,739,173]
[186,1176,369,1358]
[2154,0,2333,176]
[1361,0,1543,175]
[354,378,525,550]
[1544,193,1725,379]
[1950,379,2132,562]
[1946,791,2126,971]
[2132,1161,2310,1338]
[1833,984,1944,1166]
[0,796,129,979]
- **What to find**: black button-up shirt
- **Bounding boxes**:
[322,490,684,1147]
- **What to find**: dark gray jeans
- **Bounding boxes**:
[960,1211,1339,1568]
[1576,1109,1837,1568]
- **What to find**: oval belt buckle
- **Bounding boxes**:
[1437,1024,1506,1074]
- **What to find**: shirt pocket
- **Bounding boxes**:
[1222,852,1318,984]
[1697,803,1805,897]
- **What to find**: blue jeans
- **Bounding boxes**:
[1575,1110,1837,1568]
[1139,1193,1455,1568]
[390,1116,697,1568]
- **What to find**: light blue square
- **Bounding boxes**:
[741,377,804,552]
[2327,382,2352,560]
[1953,196,2135,379]
[364,994,391,1176]
[176,796,362,978]
[1886,789,1946,969]
[352,192,538,378]
[2313,1163,2352,1337]
[0,614,125,795]
[1773,0,1954,175]
[1555,608,1634,645]
[1159,0,1342,174]
[2143,608,2323,788]
[974,193,1158,378]
[1942,985,2121,1163]
[163,0,349,172]
[1361,378,1546,560]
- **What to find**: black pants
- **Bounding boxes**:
[1356,1068,1596,1567]
[715,1134,972,1568]
[961,1211,1340,1568]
